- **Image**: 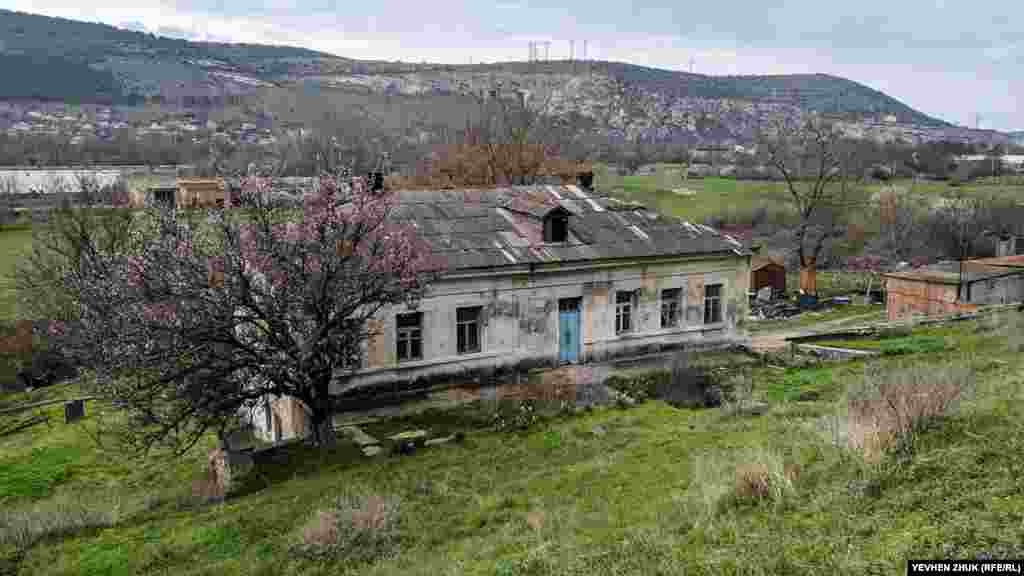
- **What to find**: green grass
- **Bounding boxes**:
[616,174,793,225]
[815,323,975,355]
[0,223,35,321]
[1,317,1021,575]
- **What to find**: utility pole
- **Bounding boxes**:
[688,57,695,74]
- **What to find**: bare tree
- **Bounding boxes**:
[33,174,439,454]
[760,117,863,295]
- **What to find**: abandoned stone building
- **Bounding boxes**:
[251,181,753,442]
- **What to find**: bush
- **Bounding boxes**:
[845,360,975,461]
[15,348,78,389]
[605,353,723,409]
[291,491,402,565]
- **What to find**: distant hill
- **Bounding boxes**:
[1,8,1007,146]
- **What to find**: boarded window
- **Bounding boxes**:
[615,291,634,333]
[456,306,482,354]
[661,288,682,328]
[704,284,723,324]
[396,312,423,362]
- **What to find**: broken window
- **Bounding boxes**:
[661,288,682,328]
[396,312,423,362]
[704,284,723,324]
[615,291,634,333]
[456,306,482,354]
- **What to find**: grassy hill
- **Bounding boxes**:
[2,311,1023,575]
[1,9,950,130]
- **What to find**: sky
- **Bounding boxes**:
[4,0,1022,131]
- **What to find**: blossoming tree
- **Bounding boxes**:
[50,174,438,452]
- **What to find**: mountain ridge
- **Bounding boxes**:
[0,8,1012,147]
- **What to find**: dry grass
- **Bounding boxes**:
[190,463,225,504]
[292,491,402,564]
[845,360,975,462]
[525,509,546,535]
[686,446,799,521]
[0,494,122,549]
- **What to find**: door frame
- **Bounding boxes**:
[558,297,582,364]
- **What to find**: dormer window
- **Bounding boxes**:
[543,207,570,243]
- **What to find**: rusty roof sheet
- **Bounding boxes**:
[883,257,1024,285]
[391,185,750,273]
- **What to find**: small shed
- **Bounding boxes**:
[882,255,1024,321]
[751,255,786,298]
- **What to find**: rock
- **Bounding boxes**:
[756,286,773,302]
[387,430,428,442]
[424,435,456,447]
[735,401,769,416]
[591,425,607,437]
[340,426,380,446]
[362,445,383,457]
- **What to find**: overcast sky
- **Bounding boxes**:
[5,0,1022,131]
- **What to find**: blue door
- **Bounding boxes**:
[559,299,581,364]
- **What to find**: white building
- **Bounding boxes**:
[251,180,753,442]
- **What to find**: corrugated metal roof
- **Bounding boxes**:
[390,185,751,273]
[883,256,1024,285]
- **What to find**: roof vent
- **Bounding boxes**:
[543,207,570,243]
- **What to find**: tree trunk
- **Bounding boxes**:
[799,259,817,295]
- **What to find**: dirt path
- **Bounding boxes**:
[747,311,885,353]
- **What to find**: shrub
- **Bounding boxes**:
[846,360,975,461]
[605,353,722,409]
[291,491,402,564]
[686,447,797,519]
[0,494,121,549]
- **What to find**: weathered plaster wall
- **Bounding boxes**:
[335,254,750,394]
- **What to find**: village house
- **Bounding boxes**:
[251,177,753,442]
[882,255,1024,321]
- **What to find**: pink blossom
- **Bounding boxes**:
[48,320,66,337]
[127,256,145,288]
[142,302,178,324]
[175,240,192,259]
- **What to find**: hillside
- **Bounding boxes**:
[0,9,1010,147]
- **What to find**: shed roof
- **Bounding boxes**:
[751,255,784,271]
[390,185,750,273]
[882,255,1024,286]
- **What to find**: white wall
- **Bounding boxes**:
[337,254,750,393]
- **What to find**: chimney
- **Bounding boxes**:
[576,170,594,191]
